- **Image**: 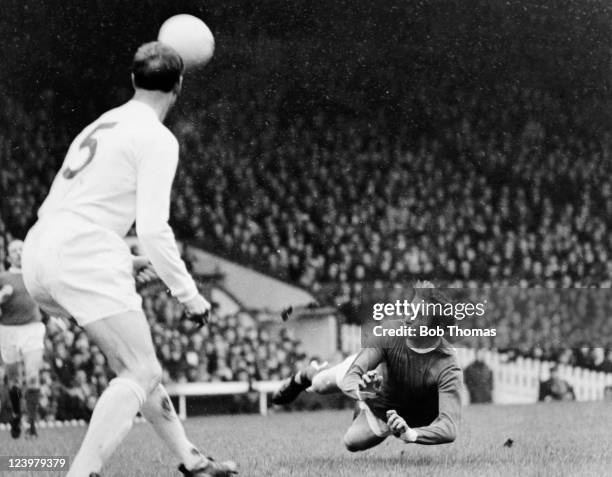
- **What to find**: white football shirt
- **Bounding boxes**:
[38,99,198,303]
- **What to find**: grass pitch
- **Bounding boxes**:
[2,401,611,476]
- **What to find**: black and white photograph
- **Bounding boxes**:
[1,1,612,476]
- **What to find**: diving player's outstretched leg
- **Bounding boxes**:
[272,354,387,452]
[272,355,357,405]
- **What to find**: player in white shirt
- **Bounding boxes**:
[22,42,237,477]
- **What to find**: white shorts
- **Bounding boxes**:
[333,354,357,387]
[0,322,46,364]
[334,354,391,438]
[358,401,392,437]
[22,215,142,327]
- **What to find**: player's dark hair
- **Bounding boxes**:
[132,41,184,93]
[414,286,455,328]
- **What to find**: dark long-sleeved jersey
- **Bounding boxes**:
[0,271,42,326]
[340,336,462,445]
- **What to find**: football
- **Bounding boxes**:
[158,14,215,68]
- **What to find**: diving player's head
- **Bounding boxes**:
[407,280,452,347]
[409,280,435,320]
[7,240,23,270]
[131,42,184,120]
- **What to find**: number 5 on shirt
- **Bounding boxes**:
[62,122,117,179]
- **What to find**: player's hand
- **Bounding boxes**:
[386,410,409,436]
[183,294,212,328]
[132,256,158,285]
[357,370,382,399]
[414,280,435,289]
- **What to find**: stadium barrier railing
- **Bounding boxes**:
[165,381,282,419]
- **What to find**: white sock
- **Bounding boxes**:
[310,365,341,394]
[67,377,146,477]
[141,384,204,470]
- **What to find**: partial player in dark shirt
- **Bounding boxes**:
[0,269,42,326]
[0,240,45,438]
[272,281,463,451]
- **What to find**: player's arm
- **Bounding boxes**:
[339,347,384,400]
[409,365,462,444]
[135,133,206,312]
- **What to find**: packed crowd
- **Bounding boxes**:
[141,283,304,384]
[168,81,612,294]
[3,18,612,295]
[3,80,612,308]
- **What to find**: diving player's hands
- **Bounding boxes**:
[132,256,158,285]
[386,410,418,443]
[183,294,212,328]
[357,370,382,399]
[386,410,408,435]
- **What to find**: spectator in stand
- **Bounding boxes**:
[539,365,575,402]
[599,349,612,374]
[55,369,96,421]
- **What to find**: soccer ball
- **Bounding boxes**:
[158,14,215,68]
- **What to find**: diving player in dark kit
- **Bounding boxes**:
[272,281,462,450]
